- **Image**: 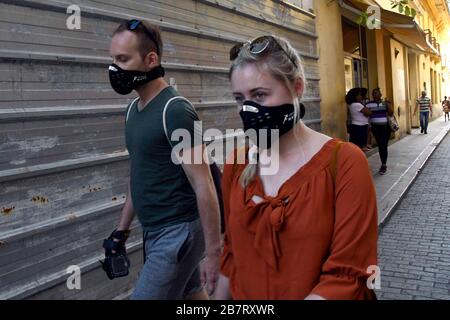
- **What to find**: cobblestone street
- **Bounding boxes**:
[377,130,450,300]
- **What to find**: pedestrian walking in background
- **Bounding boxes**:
[214,35,378,300]
[442,96,450,122]
[366,88,394,175]
[414,91,433,134]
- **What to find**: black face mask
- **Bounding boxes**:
[239,100,305,149]
[108,63,165,95]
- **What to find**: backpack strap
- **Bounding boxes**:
[162,96,195,147]
[125,95,194,146]
[125,97,140,123]
[163,96,226,233]
[331,141,344,184]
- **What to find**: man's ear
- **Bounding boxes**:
[144,51,159,69]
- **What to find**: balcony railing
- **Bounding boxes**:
[442,54,449,68]
[424,29,441,55]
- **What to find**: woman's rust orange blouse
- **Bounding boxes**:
[220,138,378,300]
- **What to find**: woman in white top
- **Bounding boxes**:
[346,88,372,150]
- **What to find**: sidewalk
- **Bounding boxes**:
[367,118,450,226]
[375,122,450,300]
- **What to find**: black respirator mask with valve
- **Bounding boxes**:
[239,100,305,149]
[108,63,165,95]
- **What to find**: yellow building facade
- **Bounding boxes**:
[315,0,450,140]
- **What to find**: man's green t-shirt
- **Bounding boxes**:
[125,86,202,231]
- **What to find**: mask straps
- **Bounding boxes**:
[146,65,165,81]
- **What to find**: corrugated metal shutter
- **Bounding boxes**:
[0,0,320,299]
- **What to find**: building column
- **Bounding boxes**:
[314,0,346,139]
[374,29,388,96]
[408,51,420,128]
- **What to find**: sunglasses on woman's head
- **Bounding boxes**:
[229,36,297,69]
[126,19,160,56]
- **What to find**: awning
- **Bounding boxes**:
[340,0,438,55]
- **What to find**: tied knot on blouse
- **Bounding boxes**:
[243,188,290,272]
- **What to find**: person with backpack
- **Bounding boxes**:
[103,19,221,300]
[214,35,378,300]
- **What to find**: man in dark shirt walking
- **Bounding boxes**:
[106,19,221,300]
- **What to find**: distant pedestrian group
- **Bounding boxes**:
[346,87,394,175]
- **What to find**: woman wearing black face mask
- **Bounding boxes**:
[214,35,378,300]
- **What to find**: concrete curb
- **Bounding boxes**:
[378,123,450,230]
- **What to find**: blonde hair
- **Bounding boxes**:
[229,35,307,188]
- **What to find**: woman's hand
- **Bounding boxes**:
[213,274,232,300]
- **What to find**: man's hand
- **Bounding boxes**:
[100,229,131,280]
[200,251,220,296]
[111,229,129,254]
[180,144,221,296]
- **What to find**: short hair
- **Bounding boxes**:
[345,87,362,104]
[372,87,381,95]
[113,20,163,63]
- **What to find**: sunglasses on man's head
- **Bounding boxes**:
[229,35,297,69]
[126,19,160,56]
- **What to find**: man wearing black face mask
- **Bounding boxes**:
[106,19,221,300]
